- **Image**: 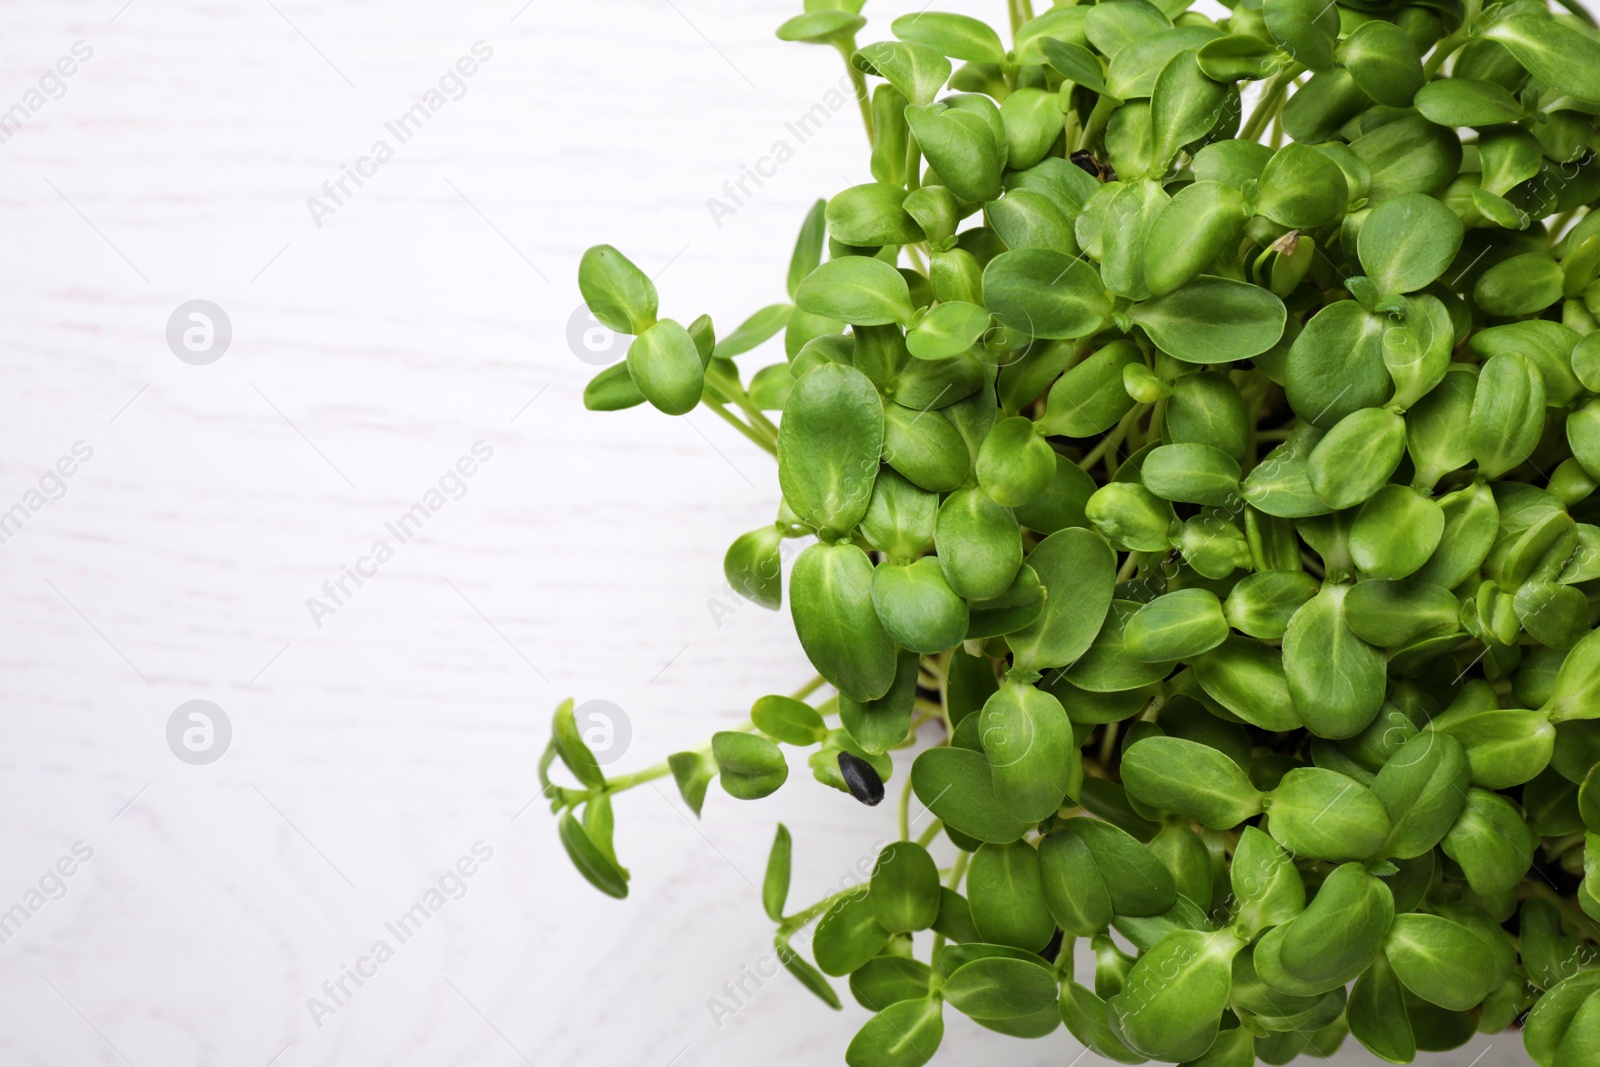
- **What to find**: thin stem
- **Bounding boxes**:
[1007,0,1024,38]
[899,771,914,840]
[915,819,944,848]
[599,761,675,793]
[792,674,826,701]
[1076,95,1116,153]
[1076,404,1146,471]
[703,396,777,455]
[1116,551,1144,584]
[838,41,875,144]
[904,243,929,276]
[1422,0,1482,79]
[781,883,865,933]
[1240,72,1291,143]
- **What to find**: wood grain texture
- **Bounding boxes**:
[0,0,1538,1063]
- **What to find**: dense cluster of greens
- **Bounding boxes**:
[544,0,1600,1063]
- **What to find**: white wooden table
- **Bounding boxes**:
[0,1,1542,1063]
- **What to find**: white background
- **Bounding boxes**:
[0,0,1545,1063]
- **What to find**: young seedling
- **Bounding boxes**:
[546,1,1600,1063]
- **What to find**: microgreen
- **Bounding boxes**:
[545,1,1600,1063]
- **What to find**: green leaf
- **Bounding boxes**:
[1357,193,1464,297]
[1007,527,1117,673]
[944,955,1058,1020]
[1350,485,1445,580]
[778,935,843,1009]
[1062,816,1176,916]
[1525,971,1600,1066]
[1336,19,1423,107]
[1130,276,1286,364]
[855,40,952,109]
[582,361,645,411]
[983,250,1112,340]
[850,956,933,1012]
[1040,37,1109,95]
[791,543,900,703]
[763,824,792,921]
[788,200,828,300]
[1141,443,1242,507]
[1263,0,1339,72]
[840,649,919,755]
[667,750,717,817]
[1430,705,1555,790]
[844,997,944,1067]
[713,731,789,800]
[558,810,628,898]
[1038,340,1140,437]
[714,304,792,359]
[1143,181,1249,297]
[1121,736,1265,828]
[1192,637,1301,731]
[1476,252,1566,318]
[1150,49,1229,173]
[976,416,1055,508]
[828,184,926,248]
[724,525,784,611]
[1383,912,1499,1011]
[578,244,657,335]
[778,363,883,537]
[751,694,827,747]
[964,564,1045,640]
[1276,863,1394,990]
[1038,829,1114,936]
[904,103,1004,202]
[871,558,969,654]
[1108,929,1244,1061]
[1372,731,1470,859]
[979,679,1079,823]
[1255,143,1350,230]
[891,12,1006,65]
[1283,584,1387,739]
[1231,826,1305,937]
[1267,766,1392,862]
[906,300,990,361]
[870,841,941,933]
[1440,787,1536,896]
[967,840,1055,950]
[1483,11,1600,106]
[935,486,1024,601]
[1123,588,1230,662]
[552,697,605,789]
[1284,300,1390,427]
[815,891,892,976]
[1307,407,1406,510]
[1470,351,1546,480]
[1414,78,1523,127]
[1349,955,1416,1063]
[627,319,705,416]
[796,256,915,327]
[910,747,1031,843]
[777,12,866,44]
